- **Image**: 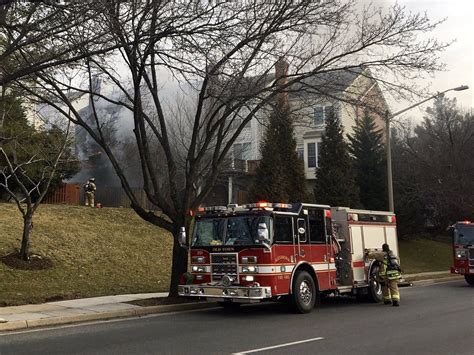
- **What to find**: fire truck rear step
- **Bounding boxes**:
[336,286,353,293]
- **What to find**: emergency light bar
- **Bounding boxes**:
[245,202,293,209]
[197,206,227,213]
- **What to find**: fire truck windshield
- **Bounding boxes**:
[454,225,474,245]
[192,216,271,247]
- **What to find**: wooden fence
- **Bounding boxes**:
[43,183,81,205]
[43,183,155,209]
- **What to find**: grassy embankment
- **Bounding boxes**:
[0,203,453,306]
[398,238,452,274]
[0,203,172,306]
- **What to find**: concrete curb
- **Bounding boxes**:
[0,320,28,331]
[399,274,463,287]
[409,275,463,286]
[0,302,219,332]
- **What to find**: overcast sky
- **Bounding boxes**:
[381,0,473,121]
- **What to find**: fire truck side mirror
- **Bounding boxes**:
[257,223,270,243]
[179,227,187,248]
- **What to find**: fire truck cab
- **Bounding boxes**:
[178,202,399,313]
[449,221,474,286]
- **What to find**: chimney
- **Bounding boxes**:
[275,57,289,110]
[275,57,289,82]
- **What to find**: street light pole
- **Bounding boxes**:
[385,85,469,212]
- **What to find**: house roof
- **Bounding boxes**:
[295,66,365,95]
[223,66,366,101]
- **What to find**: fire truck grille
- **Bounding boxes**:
[469,248,474,267]
[211,253,238,281]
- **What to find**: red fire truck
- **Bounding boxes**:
[178,202,399,313]
[449,221,474,286]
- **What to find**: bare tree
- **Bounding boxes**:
[0,1,121,87]
[0,122,75,260]
[16,0,449,295]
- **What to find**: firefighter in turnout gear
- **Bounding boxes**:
[84,178,97,207]
[367,243,401,306]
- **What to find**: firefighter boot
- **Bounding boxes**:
[392,300,399,307]
[384,301,392,305]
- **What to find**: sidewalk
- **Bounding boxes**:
[0,271,462,332]
[0,292,216,332]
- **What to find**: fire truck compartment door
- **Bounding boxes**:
[362,226,399,257]
[349,226,365,282]
[385,226,399,257]
[296,217,310,260]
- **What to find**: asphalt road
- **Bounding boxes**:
[1,280,473,355]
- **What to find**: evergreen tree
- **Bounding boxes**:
[0,90,79,201]
[314,110,359,206]
[347,110,387,210]
[249,104,307,202]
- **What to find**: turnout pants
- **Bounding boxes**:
[85,192,95,207]
[382,279,400,302]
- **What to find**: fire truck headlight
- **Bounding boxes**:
[455,249,467,259]
[243,275,254,282]
[242,266,258,273]
[192,266,206,272]
[241,256,257,263]
[192,256,206,263]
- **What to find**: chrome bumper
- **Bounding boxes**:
[178,284,272,300]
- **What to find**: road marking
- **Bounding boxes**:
[232,337,325,354]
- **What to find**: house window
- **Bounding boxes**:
[297,147,304,160]
[306,142,321,168]
[313,105,334,125]
[314,107,324,125]
[233,142,251,160]
[307,142,316,168]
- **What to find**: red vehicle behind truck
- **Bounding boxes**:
[450,221,474,286]
[178,202,399,313]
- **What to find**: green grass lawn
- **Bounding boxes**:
[399,238,452,274]
[0,203,172,306]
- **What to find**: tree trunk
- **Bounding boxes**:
[168,227,189,297]
[19,213,33,260]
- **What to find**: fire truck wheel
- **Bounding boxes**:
[465,275,474,286]
[367,264,384,303]
[291,271,317,313]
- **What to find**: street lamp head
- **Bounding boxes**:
[453,85,469,91]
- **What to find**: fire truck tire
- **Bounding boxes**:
[464,275,474,286]
[367,264,384,303]
[290,271,317,313]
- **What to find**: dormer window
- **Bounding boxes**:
[313,105,334,125]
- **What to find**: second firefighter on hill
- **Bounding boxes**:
[84,178,96,207]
